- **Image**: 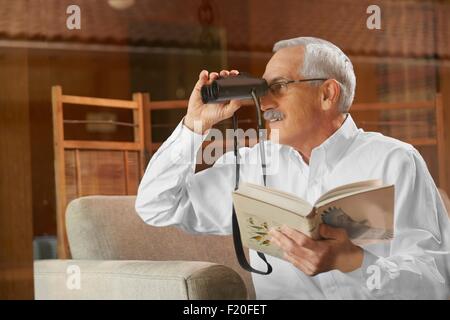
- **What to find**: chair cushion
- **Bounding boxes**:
[66,196,255,299]
[34,259,247,300]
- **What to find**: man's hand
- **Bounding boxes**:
[184,69,242,134]
[268,224,363,275]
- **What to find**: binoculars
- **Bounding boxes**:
[201,73,268,104]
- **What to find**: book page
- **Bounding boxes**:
[316,186,394,242]
[236,182,313,217]
[315,179,383,204]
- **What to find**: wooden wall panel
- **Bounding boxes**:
[440,65,450,194]
[0,48,34,299]
[28,50,56,237]
[351,61,382,133]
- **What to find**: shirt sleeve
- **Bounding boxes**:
[135,119,236,235]
[344,147,450,299]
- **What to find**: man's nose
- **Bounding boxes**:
[260,94,276,112]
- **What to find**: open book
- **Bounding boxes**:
[232,180,394,260]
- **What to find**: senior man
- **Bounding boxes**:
[135,37,450,299]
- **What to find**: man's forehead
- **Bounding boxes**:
[263,45,304,82]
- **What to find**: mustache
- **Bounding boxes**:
[263,109,285,121]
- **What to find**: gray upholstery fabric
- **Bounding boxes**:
[65,195,255,299]
[34,260,246,300]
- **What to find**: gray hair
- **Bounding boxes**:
[273,37,356,113]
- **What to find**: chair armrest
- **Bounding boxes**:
[34,260,247,300]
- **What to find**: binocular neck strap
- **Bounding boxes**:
[231,92,272,275]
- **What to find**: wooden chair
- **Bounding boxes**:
[52,86,147,258]
[351,93,446,191]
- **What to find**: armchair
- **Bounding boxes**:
[34,196,255,300]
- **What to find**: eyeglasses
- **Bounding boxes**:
[268,78,328,97]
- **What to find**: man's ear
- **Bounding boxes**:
[320,80,341,111]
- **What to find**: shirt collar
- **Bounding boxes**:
[309,113,360,170]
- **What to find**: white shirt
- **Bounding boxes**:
[135,114,450,299]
